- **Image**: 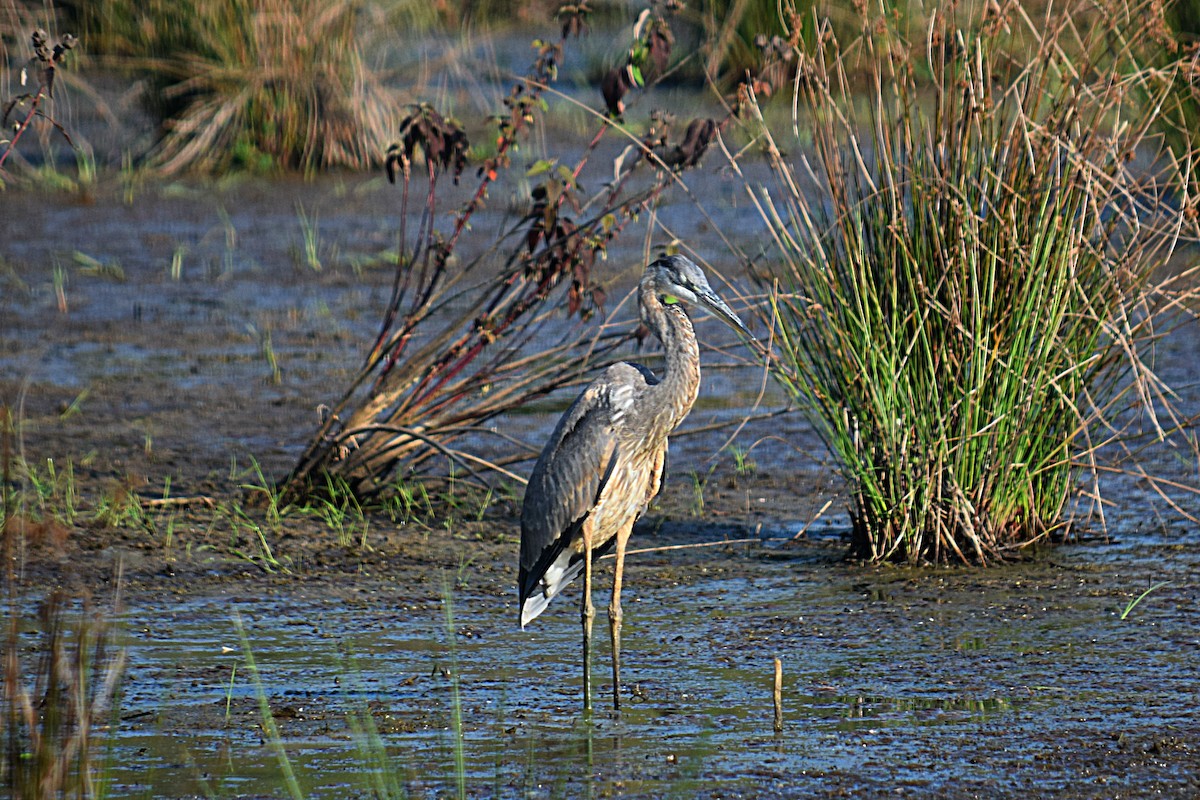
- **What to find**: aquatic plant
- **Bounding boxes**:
[1160,0,1200,169]
[283,2,738,502]
[1119,580,1172,620]
[696,0,809,89]
[233,614,304,800]
[61,0,554,50]
[744,0,1200,562]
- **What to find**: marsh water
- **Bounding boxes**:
[3,157,1199,798]
[105,529,1200,799]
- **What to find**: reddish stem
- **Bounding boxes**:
[0,92,44,172]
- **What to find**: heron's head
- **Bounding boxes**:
[643,254,751,336]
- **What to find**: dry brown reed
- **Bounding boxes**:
[120,0,402,174]
[2,591,126,799]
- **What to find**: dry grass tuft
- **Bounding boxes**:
[87,0,404,174]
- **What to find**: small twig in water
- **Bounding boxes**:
[793,499,834,539]
[144,495,216,508]
[605,536,764,559]
[773,656,783,733]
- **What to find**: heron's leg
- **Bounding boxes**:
[581,533,595,712]
[608,529,629,711]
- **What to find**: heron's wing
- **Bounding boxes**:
[519,362,655,624]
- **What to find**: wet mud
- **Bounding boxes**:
[2,179,1199,798]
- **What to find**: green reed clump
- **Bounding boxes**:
[750,0,1200,563]
[78,0,401,174]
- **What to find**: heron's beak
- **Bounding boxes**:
[698,288,752,339]
[697,287,771,361]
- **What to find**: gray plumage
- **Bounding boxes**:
[518,360,658,626]
[518,254,752,710]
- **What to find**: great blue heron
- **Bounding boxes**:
[518,254,752,711]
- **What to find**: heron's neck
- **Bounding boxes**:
[640,282,701,431]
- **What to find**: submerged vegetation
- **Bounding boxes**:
[744,0,1200,563]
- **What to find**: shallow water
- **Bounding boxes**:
[76,519,1195,799]
[3,118,1199,798]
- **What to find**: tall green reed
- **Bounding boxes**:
[440,576,466,800]
[234,613,304,800]
[745,0,1200,563]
